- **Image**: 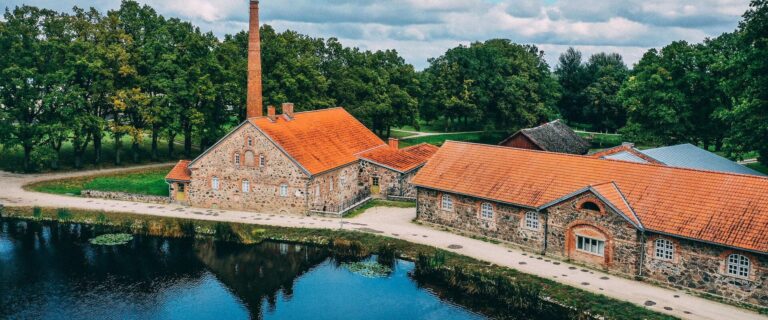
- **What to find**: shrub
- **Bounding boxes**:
[33,206,43,219]
[56,208,72,221]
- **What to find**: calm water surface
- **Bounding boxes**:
[0,219,484,320]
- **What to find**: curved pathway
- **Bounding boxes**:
[0,166,765,320]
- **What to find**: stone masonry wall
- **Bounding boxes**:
[416,188,546,251]
[643,234,767,306]
[359,161,423,200]
[81,190,170,204]
[307,162,365,213]
[545,193,641,275]
[187,123,310,214]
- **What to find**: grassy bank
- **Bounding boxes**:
[746,162,768,175]
[0,206,676,320]
[399,132,508,148]
[345,199,416,218]
[27,166,172,197]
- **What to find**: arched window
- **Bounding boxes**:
[525,211,539,230]
[580,201,601,212]
[212,177,219,190]
[726,254,750,278]
[480,203,493,220]
[242,180,250,193]
[234,153,241,166]
[654,239,674,260]
[244,151,255,166]
[441,194,453,211]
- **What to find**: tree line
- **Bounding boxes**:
[1,0,766,172]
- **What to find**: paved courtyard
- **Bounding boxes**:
[0,164,765,320]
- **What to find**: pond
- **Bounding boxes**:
[0,219,486,320]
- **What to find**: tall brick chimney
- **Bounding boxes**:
[246,0,263,118]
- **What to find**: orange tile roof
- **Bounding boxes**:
[590,182,642,228]
[413,141,768,253]
[250,108,385,175]
[165,160,191,181]
[358,143,440,172]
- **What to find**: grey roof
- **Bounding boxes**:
[640,144,764,176]
[604,151,649,164]
[504,120,591,155]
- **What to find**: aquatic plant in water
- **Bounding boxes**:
[89,233,133,246]
[342,261,393,278]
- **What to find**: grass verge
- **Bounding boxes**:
[746,162,768,175]
[345,199,416,218]
[27,166,172,197]
[399,132,508,148]
[0,206,678,320]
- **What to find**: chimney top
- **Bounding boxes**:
[267,105,276,121]
[388,138,399,150]
[282,103,294,120]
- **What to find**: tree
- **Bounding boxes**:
[581,53,628,132]
[554,47,588,123]
[719,0,768,161]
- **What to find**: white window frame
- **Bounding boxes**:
[576,235,605,256]
[340,176,346,187]
[329,178,334,191]
[259,154,265,167]
[234,153,241,166]
[480,202,493,220]
[242,180,250,193]
[524,211,539,230]
[441,194,453,211]
[247,137,253,146]
[726,254,750,278]
[654,238,674,261]
[280,184,288,197]
[212,177,219,190]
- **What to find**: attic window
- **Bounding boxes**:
[580,201,601,212]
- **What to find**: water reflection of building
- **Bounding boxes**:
[194,240,329,317]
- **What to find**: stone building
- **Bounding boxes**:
[499,119,590,155]
[413,141,767,306]
[164,1,436,215]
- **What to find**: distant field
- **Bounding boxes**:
[746,162,768,175]
[0,134,197,173]
[28,166,172,197]
[399,132,508,148]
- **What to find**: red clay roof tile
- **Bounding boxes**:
[165,160,191,182]
[413,141,768,253]
[358,143,439,172]
[250,108,385,175]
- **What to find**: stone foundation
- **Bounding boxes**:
[81,190,170,204]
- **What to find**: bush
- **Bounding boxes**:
[33,206,43,219]
[56,208,72,221]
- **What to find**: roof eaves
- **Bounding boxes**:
[359,158,406,174]
[646,229,767,255]
[413,185,539,210]
[250,122,312,177]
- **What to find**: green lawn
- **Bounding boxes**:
[0,133,197,173]
[389,130,418,139]
[29,166,172,197]
[399,132,508,148]
[576,132,624,149]
[746,162,768,175]
[345,199,416,218]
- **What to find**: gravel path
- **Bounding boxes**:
[0,165,765,320]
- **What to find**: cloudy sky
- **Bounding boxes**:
[4,0,751,69]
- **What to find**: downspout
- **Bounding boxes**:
[304,176,311,216]
[637,230,646,278]
[541,209,549,256]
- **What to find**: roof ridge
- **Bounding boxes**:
[246,106,344,120]
[609,181,644,229]
[446,140,768,181]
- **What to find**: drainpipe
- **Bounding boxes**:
[304,177,311,216]
[541,209,549,256]
[637,230,646,278]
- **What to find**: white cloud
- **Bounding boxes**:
[4,0,751,69]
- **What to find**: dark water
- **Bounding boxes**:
[0,219,485,320]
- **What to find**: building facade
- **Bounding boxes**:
[413,141,768,306]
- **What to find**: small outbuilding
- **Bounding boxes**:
[499,119,590,155]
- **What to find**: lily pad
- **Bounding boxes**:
[342,261,392,278]
[90,233,134,246]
